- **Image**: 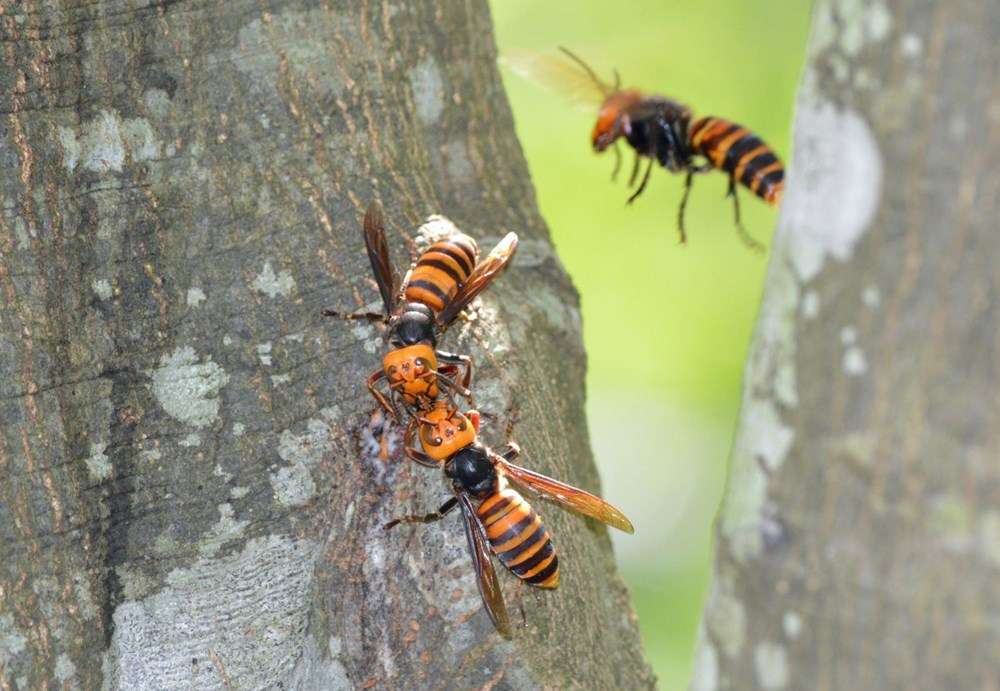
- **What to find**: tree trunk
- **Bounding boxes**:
[694,0,1000,689]
[0,2,652,688]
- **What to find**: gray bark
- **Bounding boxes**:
[694,0,1000,689]
[0,1,652,688]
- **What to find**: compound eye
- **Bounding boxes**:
[421,426,442,447]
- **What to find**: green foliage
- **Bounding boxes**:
[492,1,811,685]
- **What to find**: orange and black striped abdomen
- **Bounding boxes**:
[404,235,479,312]
[478,488,559,589]
[689,117,784,207]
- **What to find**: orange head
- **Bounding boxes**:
[383,344,439,404]
[417,402,478,461]
[592,90,643,152]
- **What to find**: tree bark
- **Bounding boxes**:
[694,0,1000,689]
[0,1,652,688]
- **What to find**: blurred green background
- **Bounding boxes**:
[490,2,812,687]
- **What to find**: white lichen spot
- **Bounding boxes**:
[59,109,162,173]
[862,285,881,308]
[214,464,233,483]
[154,533,178,560]
[854,67,877,91]
[410,57,444,125]
[54,654,78,685]
[253,262,296,298]
[720,459,767,562]
[256,342,273,366]
[948,113,968,141]
[114,562,158,602]
[446,138,472,185]
[749,401,795,473]
[142,447,162,463]
[57,127,81,172]
[201,503,250,556]
[230,486,250,500]
[707,592,747,658]
[980,511,1000,569]
[269,464,316,506]
[782,611,804,640]
[179,434,201,447]
[271,374,291,386]
[784,99,883,281]
[0,614,28,656]
[754,641,790,690]
[85,442,113,482]
[839,327,868,374]
[351,322,380,355]
[722,243,803,562]
[691,635,720,691]
[186,287,207,308]
[900,33,923,58]
[774,360,798,409]
[0,617,27,656]
[839,0,892,56]
[148,347,230,428]
[70,569,100,621]
[866,2,892,43]
[416,214,462,245]
[721,394,793,560]
[843,346,868,375]
[120,116,161,164]
[324,637,352,687]
[92,279,113,301]
[271,410,337,507]
[232,422,246,437]
[809,0,891,58]
[62,110,122,172]
[223,334,234,346]
[143,88,172,119]
[801,290,820,319]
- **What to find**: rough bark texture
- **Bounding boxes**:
[694,0,1000,689]
[0,1,653,688]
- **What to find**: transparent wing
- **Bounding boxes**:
[362,202,397,315]
[436,233,518,328]
[500,460,635,534]
[499,47,610,113]
[458,493,512,638]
